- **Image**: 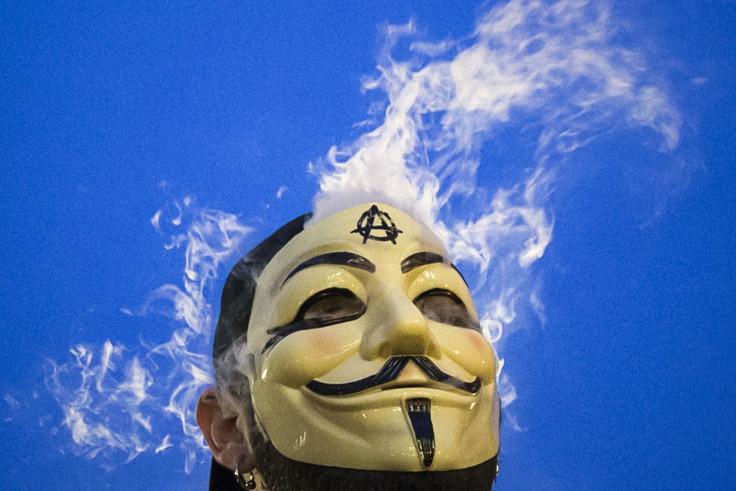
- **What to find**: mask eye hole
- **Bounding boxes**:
[297,288,366,328]
[265,288,366,353]
[414,288,479,331]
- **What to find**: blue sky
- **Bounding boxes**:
[2,1,734,489]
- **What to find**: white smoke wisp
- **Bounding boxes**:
[43,0,685,469]
[45,199,251,471]
[311,0,681,407]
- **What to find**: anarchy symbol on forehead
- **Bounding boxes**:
[350,204,403,244]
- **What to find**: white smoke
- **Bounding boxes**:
[311,0,681,406]
[45,199,251,471]
[45,0,684,470]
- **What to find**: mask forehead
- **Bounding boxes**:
[248,204,443,351]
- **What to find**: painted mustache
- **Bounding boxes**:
[306,356,481,396]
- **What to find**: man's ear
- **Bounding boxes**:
[196,387,254,472]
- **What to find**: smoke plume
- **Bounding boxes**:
[310,0,680,405]
[46,0,681,470]
[45,199,251,470]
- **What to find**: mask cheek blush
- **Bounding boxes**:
[468,329,492,351]
[434,325,496,383]
[302,327,351,354]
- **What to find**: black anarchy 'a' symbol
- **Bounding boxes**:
[351,205,403,244]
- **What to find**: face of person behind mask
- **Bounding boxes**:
[242,203,500,472]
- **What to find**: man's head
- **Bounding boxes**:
[198,203,500,489]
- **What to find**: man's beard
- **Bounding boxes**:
[250,429,498,491]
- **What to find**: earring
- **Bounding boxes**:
[234,463,257,490]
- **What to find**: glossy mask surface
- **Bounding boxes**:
[245,203,500,471]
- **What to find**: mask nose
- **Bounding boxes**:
[360,288,441,360]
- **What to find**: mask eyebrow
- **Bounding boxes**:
[282,251,376,287]
[401,252,444,274]
[402,252,470,288]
